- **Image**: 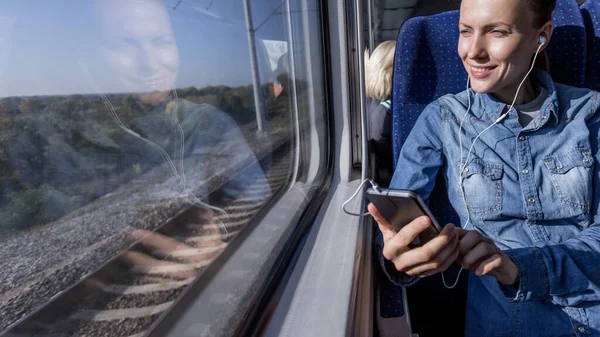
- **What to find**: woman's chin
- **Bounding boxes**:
[469,81,496,94]
[137,91,171,105]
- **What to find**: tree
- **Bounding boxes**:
[19,97,43,115]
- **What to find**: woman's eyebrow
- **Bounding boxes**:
[459,22,513,29]
[486,22,512,27]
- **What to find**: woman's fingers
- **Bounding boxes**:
[370,201,463,277]
[176,207,214,226]
[475,254,503,276]
[454,226,468,238]
[131,228,224,263]
[382,215,433,261]
[415,247,461,278]
[402,225,459,275]
[120,251,198,279]
[132,229,188,253]
[368,203,396,241]
[457,230,487,257]
[460,241,497,270]
[395,215,434,247]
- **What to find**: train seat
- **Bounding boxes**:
[582,0,600,91]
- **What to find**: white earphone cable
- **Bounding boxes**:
[442,38,546,289]
[342,179,382,216]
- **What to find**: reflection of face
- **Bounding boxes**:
[458,0,539,102]
[96,0,179,93]
[273,82,283,98]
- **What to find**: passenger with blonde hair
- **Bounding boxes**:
[365,40,396,183]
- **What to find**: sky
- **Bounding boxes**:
[0,0,319,97]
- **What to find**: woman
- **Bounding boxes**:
[371,0,600,335]
[365,40,396,184]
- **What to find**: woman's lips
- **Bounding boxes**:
[470,65,496,79]
[144,77,167,88]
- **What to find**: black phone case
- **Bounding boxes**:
[366,188,442,245]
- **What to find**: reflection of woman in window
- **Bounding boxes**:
[82,0,269,205]
[93,0,180,104]
[4,0,270,229]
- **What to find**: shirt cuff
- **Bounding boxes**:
[375,230,419,286]
[501,247,549,302]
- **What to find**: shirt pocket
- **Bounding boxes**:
[461,159,503,218]
[543,148,594,212]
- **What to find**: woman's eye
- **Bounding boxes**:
[154,37,174,48]
[460,30,472,36]
[490,30,508,36]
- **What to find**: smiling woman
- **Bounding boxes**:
[91,0,180,97]
[371,0,600,336]
[457,0,554,103]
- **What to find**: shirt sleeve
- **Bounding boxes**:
[213,113,271,202]
[377,100,445,285]
[500,91,600,307]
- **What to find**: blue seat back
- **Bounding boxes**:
[582,0,600,91]
[388,12,466,336]
[547,0,587,87]
[391,10,464,227]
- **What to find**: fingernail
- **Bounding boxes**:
[420,216,430,225]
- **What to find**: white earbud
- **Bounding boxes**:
[539,35,547,46]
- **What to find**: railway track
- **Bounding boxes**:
[3,143,292,337]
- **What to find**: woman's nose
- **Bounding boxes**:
[467,36,488,60]
[136,45,160,75]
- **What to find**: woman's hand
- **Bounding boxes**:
[368,203,460,278]
[455,228,519,286]
[121,208,226,279]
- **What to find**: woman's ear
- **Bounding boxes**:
[538,21,554,51]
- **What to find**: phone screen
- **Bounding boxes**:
[366,189,440,247]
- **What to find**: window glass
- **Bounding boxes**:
[0,0,306,335]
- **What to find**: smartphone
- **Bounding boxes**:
[366,188,442,246]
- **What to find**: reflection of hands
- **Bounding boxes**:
[368,203,459,278]
[455,228,519,286]
[121,208,226,279]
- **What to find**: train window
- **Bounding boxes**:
[0,0,328,336]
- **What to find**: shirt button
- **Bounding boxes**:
[522,169,529,174]
[528,197,536,204]
[518,135,526,141]
[578,326,586,333]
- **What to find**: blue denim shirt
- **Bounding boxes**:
[383,69,600,337]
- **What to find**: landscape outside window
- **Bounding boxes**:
[0,0,296,335]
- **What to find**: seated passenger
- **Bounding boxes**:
[370,0,600,336]
[365,41,395,184]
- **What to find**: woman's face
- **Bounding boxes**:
[458,0,544,102]
[97,0,179,94]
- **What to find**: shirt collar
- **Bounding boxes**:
[473,69,559,127]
